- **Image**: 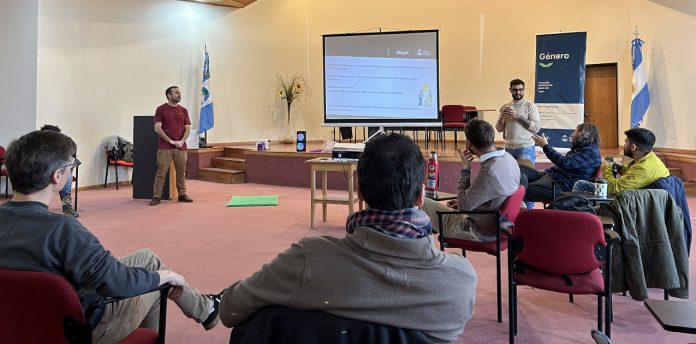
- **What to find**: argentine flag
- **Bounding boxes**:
[631,38,650,128]
[200,48,214,133]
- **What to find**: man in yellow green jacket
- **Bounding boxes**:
[574,128,669,195]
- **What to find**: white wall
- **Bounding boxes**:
[32,0,696,188]
[38,0,235,187]
[0,0,38,194]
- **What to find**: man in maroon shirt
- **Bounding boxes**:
[150,86,193,206]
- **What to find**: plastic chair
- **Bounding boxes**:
[441,105,477,150]
[104,145,134,190]
[505,209,620,343]
[436,185,526,322]
[0,268,169,344]
[230,305,433,344]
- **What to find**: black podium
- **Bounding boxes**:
[133,116,170,200]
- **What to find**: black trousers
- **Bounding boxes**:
[519,164,556,203]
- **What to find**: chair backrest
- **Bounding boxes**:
[0,268,86,343]
[462,106,478,121]
[230,305,433,344]
[441,105,466,124]
[499,185,526,224]
[513,209,606,275]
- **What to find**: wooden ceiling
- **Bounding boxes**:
[180,0,257,8]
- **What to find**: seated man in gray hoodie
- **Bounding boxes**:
[422,119,521,242]
[0,130,220,343]
[220,133,477,343]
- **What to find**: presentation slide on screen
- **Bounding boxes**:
[324,31,438,122]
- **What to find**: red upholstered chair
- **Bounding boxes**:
[105,145,134,190]
[436,185,526,323]
[0,145,8,198]
[0,268,169,344]
[505,209,620,343]
[441,105,477,150]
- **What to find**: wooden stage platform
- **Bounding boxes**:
[187,140,557,194]
[186,139,695,195]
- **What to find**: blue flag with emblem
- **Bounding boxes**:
[200,47,214,134]
[631,38,650,128]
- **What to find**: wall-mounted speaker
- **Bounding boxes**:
[296,131,306,152]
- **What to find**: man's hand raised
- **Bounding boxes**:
[458,149,474,170]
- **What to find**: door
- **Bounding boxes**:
[584,64,619,149]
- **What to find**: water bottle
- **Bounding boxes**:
[425,151,439,197]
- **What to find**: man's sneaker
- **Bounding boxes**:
[149,197,161,206]
[178,194,193,203]
[202,293,221,330]
[63,206,79,217]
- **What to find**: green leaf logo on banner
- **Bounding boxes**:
[539,62,554,68]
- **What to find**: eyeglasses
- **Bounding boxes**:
[60,161,79,172]
[510,88,524,93]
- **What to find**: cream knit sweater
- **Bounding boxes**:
[495,98,541,148]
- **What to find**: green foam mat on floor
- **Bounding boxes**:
[227,195,278,207]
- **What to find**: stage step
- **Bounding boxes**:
[212,157,246,171]
[224,147,252,159]
[198,168,245,184]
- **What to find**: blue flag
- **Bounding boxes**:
[631,38,650,128]
[200,48,214,134]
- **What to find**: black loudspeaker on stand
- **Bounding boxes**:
[296,131,306,152]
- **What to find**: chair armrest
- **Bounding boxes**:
[103,285,170,344]
[103,285,171,305]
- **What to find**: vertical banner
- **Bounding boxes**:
[534,32,586,149]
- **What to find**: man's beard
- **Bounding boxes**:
[623,146,632,158]
[512,94,523,100]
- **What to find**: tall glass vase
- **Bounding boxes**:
[281,105,296,144]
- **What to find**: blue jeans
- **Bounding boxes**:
[572,180,596,193]
[60,174,72,201]
[505,146,537,165]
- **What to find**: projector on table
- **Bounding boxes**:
[331,143,365,161]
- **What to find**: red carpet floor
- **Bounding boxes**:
[11,180,696,343]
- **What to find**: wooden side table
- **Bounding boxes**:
[305,158,363,229]
[425,191,457,202]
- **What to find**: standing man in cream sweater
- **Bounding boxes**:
[496,79,541,164]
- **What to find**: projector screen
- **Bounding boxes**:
[323,30,440,127]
